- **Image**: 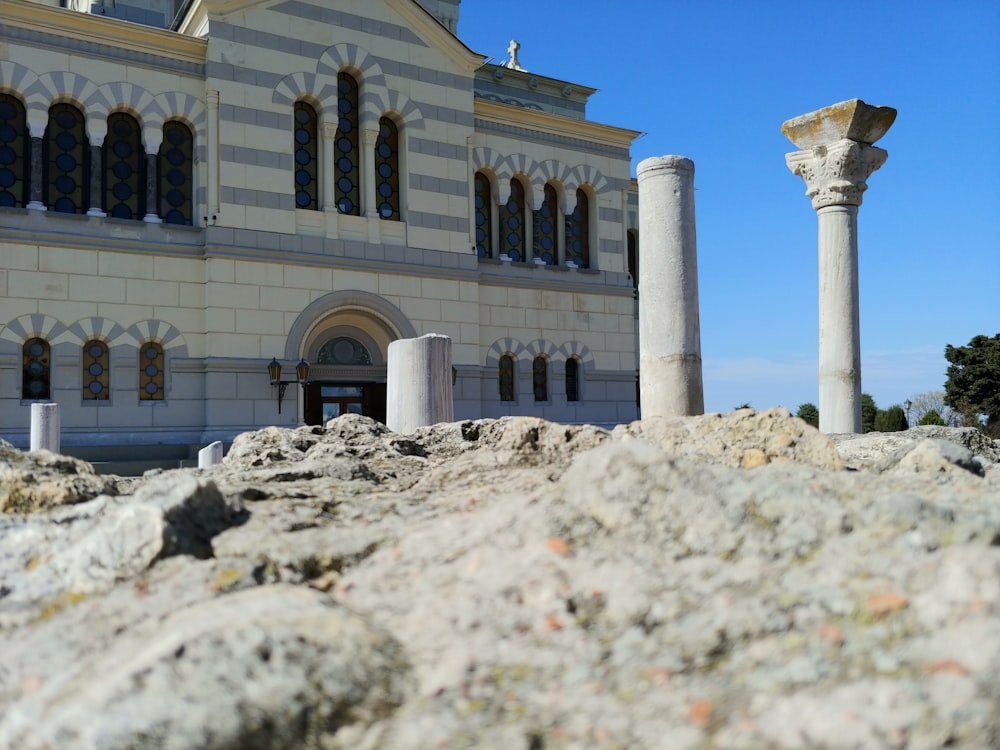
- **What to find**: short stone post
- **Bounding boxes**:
[198,441,224,468]
[386,334,454,435]
[636,155,704,417]
[783,99,896,434]
[30,403,60,453]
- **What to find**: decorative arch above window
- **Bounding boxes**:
[565,188,590,269]
[44,103,89,214]
[138,341,165,401]
[317,336,372,365]
[334,72,360,216]
[104,112,145,220]
[375,116,400,220]
[532,355,548,402]
[500,179,526,262]
[158,120,193,225]
[293,100,319,210]
[533,183,558,265]
[82,339,109,401]
[474,171,493,258]
[0,94,30,208]
[23,337,51,401]
[499,354,515,402]
[565,357,580,402]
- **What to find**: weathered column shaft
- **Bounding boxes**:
[386,334,454,435]
[144,152,162,223]
[198,441,224,468]
[817,204,861,433]
[87,144,105,217]
[28,136,45,209]
[636,155,704,417]
[30,403,60,453]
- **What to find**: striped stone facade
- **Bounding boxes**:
[0,0,641,466]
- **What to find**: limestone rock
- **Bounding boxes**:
[833,426,1000,469]
[611,407,844,470]
[0,446,117,513]
[0,585,412,750]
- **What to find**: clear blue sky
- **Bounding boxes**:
[458,0,1000,414]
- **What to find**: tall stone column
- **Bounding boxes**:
[783,99,896,434]
[636,155,704,417]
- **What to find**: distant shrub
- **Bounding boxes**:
[796,402,819,428]
[873,405,908,432]
[861,393,878,433]
[918,409,946,426]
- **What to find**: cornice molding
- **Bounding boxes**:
[2,0,207,64]
[474,99,641,150]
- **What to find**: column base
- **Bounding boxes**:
[143,214,163,224]
[27,201,47,211]
[86,208,107,218]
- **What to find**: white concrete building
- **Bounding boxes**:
[0,0,642,469]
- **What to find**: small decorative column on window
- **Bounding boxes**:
[320,121,336,212]
[499,179,525,262]
[0,95,30,208]
[374,117,399,220]
[293,101,318,210]
[144,130,161,223]
[87,119,106,217]
[474,172,492,258]
[334,73,360,215]
[44,104,89,214]
[532,183,557,265]
[564,188,589,268]
[103,113,146,220]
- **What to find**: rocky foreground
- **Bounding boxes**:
[1,409,998,749]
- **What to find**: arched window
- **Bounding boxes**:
[82,339,109,401]
[138,341,165,401]
[22,337,51,401]
[375,116,400,220]
[0,94,30,208]
[293,101,318,210]
[474,171,492,258]
[158,120,193,225]
[532,355,548,402]
[44,103,88,214]
[500,179,525,262]
[565,188,590,268]
[334,72,360,215]
[317,336,372,365]
[499,354,515,402]
[627,229,638,291]
[103,112,145,220]
[533,183,558,265]
[565,358,580,402]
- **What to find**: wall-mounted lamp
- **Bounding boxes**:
[268,357,310,413]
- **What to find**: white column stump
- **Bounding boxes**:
[386,334,454,435]
[198,441,224,468]
[636,155,705,418]
[30,403,60,453]
[783,99,896,434]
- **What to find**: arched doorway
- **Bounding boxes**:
[285,290,417,426]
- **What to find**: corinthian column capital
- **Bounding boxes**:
[786,139,887,210]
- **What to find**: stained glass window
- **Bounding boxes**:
[565,358,580,402]
[532,183,557,265]
[334,73,360,216]
[82,339,109,401]
[565,188,590,268]
[44,103,88,214]
[500,179,525,262]
[158,121,193,225]
[532,355,548,402]
[22,337,50,401]
[294,101,318,210]
[0,94,29,208]
[138,341,165,401]
[104,112,145,220]
[316,336,372,365]
[499,354,515,402]
[474,171,492,258]
[627,229,638,291]
[374,117,399,220]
